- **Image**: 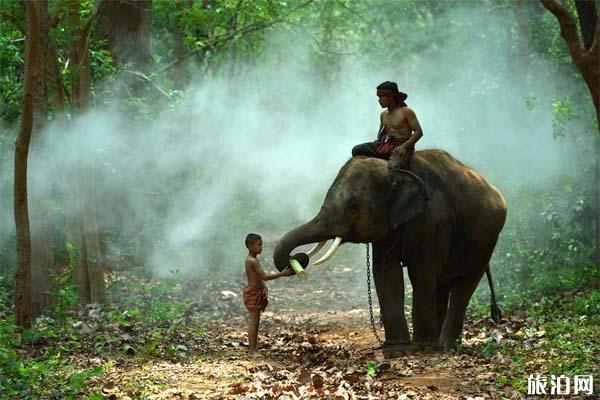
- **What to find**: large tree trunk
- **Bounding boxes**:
[30,0,54,318]
[66,0,106,304]
[14,0,41,329]
[96,0,152,70]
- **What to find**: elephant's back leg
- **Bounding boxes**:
[439,268,486,348]
[440,239,499,348]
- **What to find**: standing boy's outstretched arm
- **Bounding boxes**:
[248,259,293,282]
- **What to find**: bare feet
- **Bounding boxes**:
[246,350,264,359]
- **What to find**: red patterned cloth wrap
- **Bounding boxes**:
[243,285,269,312]
[376,140,402,154]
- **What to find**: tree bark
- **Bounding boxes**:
[66,0,106,304]
[574,0,597,50]
[96,0,152,69]
[30,0,54,319]
[172,1,186,89]
[14,0,40,329]
[540,0,599,128]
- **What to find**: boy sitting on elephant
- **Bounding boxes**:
[352,81,423,171]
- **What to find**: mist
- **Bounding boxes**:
[2,2,595,285]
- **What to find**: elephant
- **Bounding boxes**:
[273,149,507,349]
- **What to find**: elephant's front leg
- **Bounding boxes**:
[408,265,439,346]
[373,245,410,345]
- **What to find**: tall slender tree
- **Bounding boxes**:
[30,0,54,318]
[14,0,41,329]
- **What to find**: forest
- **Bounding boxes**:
[0,0,599,398]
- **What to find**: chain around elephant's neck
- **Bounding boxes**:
[366,243,384,345]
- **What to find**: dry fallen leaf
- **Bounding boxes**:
[298,368,312,384]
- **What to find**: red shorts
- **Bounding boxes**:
[376,141,401,154]
[243,285,268,312]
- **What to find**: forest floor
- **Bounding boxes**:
[76,263,598,400]
[88,308,516,400]
[3,253,598,399]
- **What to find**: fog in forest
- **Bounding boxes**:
[2,4,595,285]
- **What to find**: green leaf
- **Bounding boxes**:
[366,361,377,377]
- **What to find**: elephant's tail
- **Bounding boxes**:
[486,265,503,322]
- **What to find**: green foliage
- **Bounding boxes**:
[366,361,377,377]
[0,312,104,398]
[0,264,207,397]
[108,269,189,325]
[466,289,600,395]
[50,243,80,320]
[473,164,598,312]
[0,6,24,124]
[507,291,597,378]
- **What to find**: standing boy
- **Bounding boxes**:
[244,233,293,354]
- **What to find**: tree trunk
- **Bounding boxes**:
[30,0,54,318]
[172,1,186,89]
[574,0,597,50]
[540,0,599,128]
[66,0,106,304]
[14,0,41,329]
[96,0,152,70]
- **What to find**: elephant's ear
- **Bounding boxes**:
[390,175,431,230]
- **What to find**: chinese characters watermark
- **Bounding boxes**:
[527,374,594,395]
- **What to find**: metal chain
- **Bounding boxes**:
[366,243,383,344]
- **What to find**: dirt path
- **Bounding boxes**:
[91,306,524,399]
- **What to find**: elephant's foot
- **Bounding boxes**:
[416,343,441,353]
[382,341,417,358]
[384,339,411,347]
[408,338,440,353]
[438,336,462,351]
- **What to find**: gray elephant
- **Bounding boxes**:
[273,149,507,349]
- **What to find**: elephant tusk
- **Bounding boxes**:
[306,241,326,257]
[313,237,342,265]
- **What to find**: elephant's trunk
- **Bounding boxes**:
[273,214,335,271]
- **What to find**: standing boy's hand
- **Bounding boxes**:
[281,266,294,277]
